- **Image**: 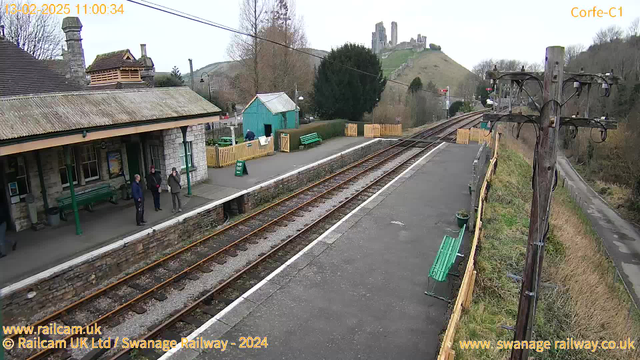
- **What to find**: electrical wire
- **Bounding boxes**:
[126,0,433,94]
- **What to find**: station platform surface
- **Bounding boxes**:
[171,142,480,360]
[0,137,372,288]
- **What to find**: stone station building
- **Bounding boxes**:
[0,88,220,234]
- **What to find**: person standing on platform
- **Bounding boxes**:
[132,174,146,226]
[245,129,255,141]
[0,202,15,258]
[146,165,162,211]
[168,167,182,213]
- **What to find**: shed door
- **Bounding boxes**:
[264,124,272,137]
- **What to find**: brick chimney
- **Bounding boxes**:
[61,17,87,86]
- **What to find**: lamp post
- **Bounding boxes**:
[199,72,211,103]
[294,84,304,128]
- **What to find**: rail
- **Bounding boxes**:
[5,111,485,360]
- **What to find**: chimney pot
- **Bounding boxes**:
[141,44,147,57]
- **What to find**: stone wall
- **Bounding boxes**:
[2,203,224,322]
[162,124,208,189]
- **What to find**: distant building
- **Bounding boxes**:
[391,22,398,47]
[85,49,151,89]
[242,93,297,138]
[371,22,388,55]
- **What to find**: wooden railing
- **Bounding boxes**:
[206,137,274,168]
[437,132,500,360]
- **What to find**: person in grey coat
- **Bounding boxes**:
[168,167,182,213]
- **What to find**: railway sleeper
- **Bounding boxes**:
[130,304,147,314]
[80,339,112,360]
[180,315,206,328]
[152,291,168,301]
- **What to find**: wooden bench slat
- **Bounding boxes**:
[300,132,322,145]
[428,224,466,282]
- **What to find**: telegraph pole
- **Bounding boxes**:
[483,46,619,360]
[510,46,563,360]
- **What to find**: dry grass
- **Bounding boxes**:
[454,136,640,360]
[550,190,640,359]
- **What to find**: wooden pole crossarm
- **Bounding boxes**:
[482,113,618,129]
[485,71,621,86]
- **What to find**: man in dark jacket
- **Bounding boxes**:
[146,165,162,211]
[167,167,182,213]
[0,202,15,258]
[132,174,146,226]
[245,129,255,141]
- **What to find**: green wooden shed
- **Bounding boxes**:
[242,92,297,138]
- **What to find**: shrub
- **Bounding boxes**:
[277,120,346,150]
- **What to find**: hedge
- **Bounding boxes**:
[276,120,346,150]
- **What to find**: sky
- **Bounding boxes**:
[27,0,640,73]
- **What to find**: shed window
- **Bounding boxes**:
[58,149,78,187]
[80,145,100,181]
[179,142,193,170]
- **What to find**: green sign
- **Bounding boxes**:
[235,160,248,177]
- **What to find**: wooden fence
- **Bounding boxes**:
[456,128,491,145]
[364,124,381,138]
[456,129,470,144]
[280,133,290,152]
[437,132,500,360]
[345,123,358,137]
[206,136,274,168]
[364,124,402,138]
[380,124,402,136]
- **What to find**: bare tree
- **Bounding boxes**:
[0,0,64,59]
[472,59,494,79]
[456,73,479,101]
[593,25,623,45]
[564,44,585,66]
[628,17,640,38]
[227,0,266,98]
[260,0,311,96]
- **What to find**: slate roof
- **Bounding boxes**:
[0,87,221,142]
[86,50,144,72]
[245,92,297,115]
[0,40,84,97]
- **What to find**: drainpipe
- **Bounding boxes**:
[36,150,49,212]
[64,145,82,235]
[180,126,192,196]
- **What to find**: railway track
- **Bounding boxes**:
[4,111,484,360]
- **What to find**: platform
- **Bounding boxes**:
[0,137,373,288]
[168,143,481,360]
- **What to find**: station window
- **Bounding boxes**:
[5,155,30,201]
[149,145,163,174]
[80,145,100,181]
[179,142,193,170]
[58,149,78,187]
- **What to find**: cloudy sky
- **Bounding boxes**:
[40,0,640,73]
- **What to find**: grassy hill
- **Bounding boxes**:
[382,49,474,95]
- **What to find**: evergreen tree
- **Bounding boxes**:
[408,77,423,94]
[170,66,184,84]
[313,43,386,121]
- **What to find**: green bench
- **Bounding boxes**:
[218,137,233,147]
[56,183,118,221]
[300,132,322,146]
[424,224,466,302]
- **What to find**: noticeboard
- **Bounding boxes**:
[235,160,248,177]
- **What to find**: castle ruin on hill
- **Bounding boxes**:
[371,21,427,55]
